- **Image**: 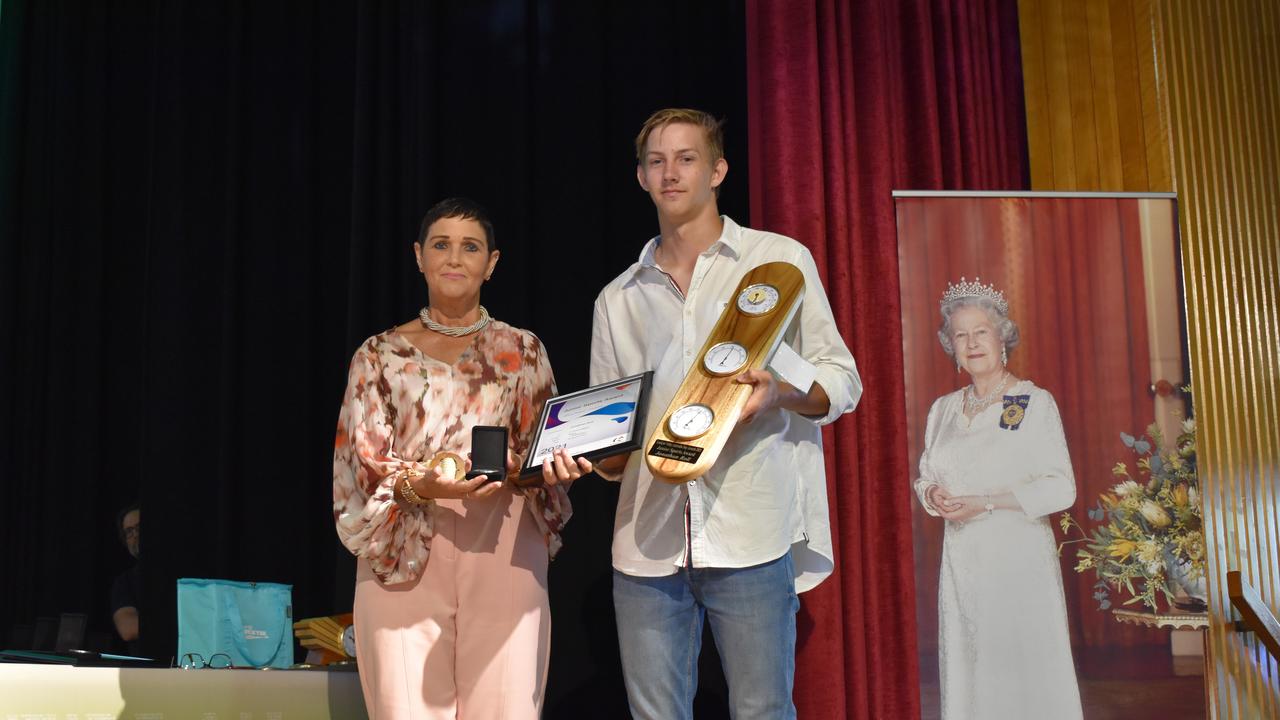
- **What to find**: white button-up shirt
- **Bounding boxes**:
[589,216,861,592]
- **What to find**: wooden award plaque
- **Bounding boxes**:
[645,261,805,482]
[293,613,355,665]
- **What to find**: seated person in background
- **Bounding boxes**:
[110,502,141,655]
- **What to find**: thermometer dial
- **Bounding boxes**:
[702,341,749,376]
[736,283,780,316]
[667,403,715,440]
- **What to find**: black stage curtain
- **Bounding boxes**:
[0,1,746,714]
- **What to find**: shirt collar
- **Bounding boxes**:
[627,215,743,280]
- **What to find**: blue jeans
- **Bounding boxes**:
[613,554,799,720]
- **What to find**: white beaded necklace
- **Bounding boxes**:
[964,371,1010,414]
[418,305,491,337]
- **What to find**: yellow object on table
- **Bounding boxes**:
[293,613,356,666]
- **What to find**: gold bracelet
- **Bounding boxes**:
[399,471,431,506]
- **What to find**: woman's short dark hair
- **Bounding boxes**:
[416,197,496,252]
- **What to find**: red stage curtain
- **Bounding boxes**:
[746,1,1029,717]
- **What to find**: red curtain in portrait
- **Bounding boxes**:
[746,1,1029,717]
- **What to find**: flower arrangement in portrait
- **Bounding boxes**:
[1058,416,1206,612]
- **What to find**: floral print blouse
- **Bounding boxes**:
[333,320,572,585]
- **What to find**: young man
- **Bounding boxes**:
[589,108,862,720]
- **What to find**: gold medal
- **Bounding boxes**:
[427,451,465,481]
[1001,403,1025,427]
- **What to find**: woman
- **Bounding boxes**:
[333,197,592,719]
[915,278,1082,720]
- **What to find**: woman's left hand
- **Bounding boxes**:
[540,447,593,488]
[936,495,990,523]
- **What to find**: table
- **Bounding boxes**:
[0,662,367,718]
[1113,608,1209,676]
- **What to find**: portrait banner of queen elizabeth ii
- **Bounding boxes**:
[893,192,1205,720]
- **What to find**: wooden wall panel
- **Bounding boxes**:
[1017,0,1056,187]
[1021,0,1280,716]
[1084,0,1123,189]
[1020,0,1172,190]
[1133,0,1172,187]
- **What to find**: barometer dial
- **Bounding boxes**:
[736,283,780,316]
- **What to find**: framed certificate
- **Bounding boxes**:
[519,371,653,479]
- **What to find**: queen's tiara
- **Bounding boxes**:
[940,276,1008,314]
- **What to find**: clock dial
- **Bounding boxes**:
[736,283,780,316]
[667,403,715,440]
[342,624,357,658]
[702,341,749,376]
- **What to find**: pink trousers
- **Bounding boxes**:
[353,487,551,719]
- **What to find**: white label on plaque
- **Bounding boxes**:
[768,342,818,392]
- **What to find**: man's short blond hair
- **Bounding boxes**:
[634,108,726,163]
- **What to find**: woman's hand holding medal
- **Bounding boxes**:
[421,447,592,497]
[404,452,504,501]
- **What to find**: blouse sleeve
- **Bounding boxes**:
[914,397,944,516]
[332,339,434,585]
[513,333,573,555]
[1010,389,1077,518]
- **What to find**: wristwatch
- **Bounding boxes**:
[984,498,995,515]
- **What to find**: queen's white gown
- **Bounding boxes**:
[916,380,1083,720]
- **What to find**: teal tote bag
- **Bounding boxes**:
[176,578,294,669]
